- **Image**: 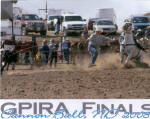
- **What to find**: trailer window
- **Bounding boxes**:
[65,16,82,22]
[97,20,113,25]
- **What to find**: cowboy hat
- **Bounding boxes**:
[95,27,103,32]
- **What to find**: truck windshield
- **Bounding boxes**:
[22,15,40,20]
[97,20,113,25]
[49,16,60,20]
[65,16,82,21]
[90,18,100,23]
[133,17,149,23]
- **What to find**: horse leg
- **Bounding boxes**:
[120,52,124,64]
[6,62,9,71]
[125,53,132,66]
[138,51,144,63]
[120,46,124,64]
[12,63,15,70]
[1,62,7,74]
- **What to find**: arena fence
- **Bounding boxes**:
[2,34,84,70]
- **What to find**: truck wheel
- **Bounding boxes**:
[112,31,117,35]
[40,31,47,36]
[22,27,27,36]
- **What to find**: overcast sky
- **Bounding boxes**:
[14,0,150,28]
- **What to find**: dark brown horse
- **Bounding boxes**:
[1,37,38,73]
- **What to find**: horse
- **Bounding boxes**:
[119,23,147,66]
[1,50,18,73]
[1,37,38,73]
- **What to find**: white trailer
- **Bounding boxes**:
[1,1,21,41]
[96,8,116,23]
[1,19,22,41]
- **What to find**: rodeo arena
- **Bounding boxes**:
[1,0,150,99]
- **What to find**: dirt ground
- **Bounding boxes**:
[1,33,150,99]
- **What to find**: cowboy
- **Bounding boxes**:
[87,28,112,67]
[49,39,58,67]
[135,29,144,40]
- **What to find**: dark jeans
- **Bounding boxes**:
[88,44,98,65]
[49,52,57,66]
[55,24,60,35]
[63,49,70,63]
[42,53,49,65]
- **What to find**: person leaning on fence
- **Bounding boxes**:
[39,40,49,65]
[49,39,58,67]
[62,38,71,64]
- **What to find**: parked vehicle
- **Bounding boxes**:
[88,18,100,30]
[61,13,87,35]
[20,14,47,36]
[96,8,116,24]
[129,16,150,34]
[47,15,63,31]
[93,19,117,34]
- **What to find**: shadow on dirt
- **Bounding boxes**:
[135,62,149,68]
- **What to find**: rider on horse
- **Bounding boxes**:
[120,23,146,51]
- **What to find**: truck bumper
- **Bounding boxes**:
[66,29,83,33]
[102,29,117,33]
[26,26,46,32]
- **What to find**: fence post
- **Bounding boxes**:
[29,51,33,69]
[61,36,63,63]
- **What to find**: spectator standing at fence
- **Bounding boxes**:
[62,38,71,64]
[49,39,58,67]
[39,40,49,66]
[55,18,61,35]
[77,34,88,65]
[82,27,89,39]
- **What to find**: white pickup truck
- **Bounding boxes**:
[93,19,117,34]
[61,14,87,35]
[94,8,118,34]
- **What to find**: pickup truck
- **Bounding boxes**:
[61,13,87,35]
[130,16,150,34]
[20,14,47,36]
[93,19,118,34]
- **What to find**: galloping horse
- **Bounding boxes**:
[119,23,147,66]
